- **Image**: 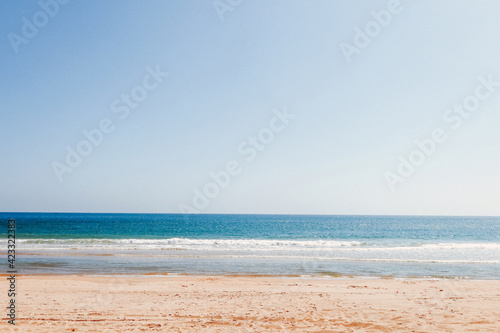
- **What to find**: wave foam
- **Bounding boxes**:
[13,238,364,250]
[5,238,499,254]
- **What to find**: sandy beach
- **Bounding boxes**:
[1,275,499,332]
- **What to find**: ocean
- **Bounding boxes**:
[2,213,500,279]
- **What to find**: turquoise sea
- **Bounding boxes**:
[2,213,500,279]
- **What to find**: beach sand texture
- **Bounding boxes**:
[2,275,499,332]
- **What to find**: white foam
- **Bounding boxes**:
[4,239,499,264]
[12,238,364,251]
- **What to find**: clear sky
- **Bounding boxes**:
[1,0,500,215]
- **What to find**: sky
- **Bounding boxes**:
[1,0,500,215]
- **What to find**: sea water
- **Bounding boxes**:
[1,213,499,278]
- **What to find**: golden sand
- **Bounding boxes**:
[2,275,499,332]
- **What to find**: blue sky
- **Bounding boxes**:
[1,0,500,215]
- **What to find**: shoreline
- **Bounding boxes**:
[2,274,499,332]
[2,272,500,281]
